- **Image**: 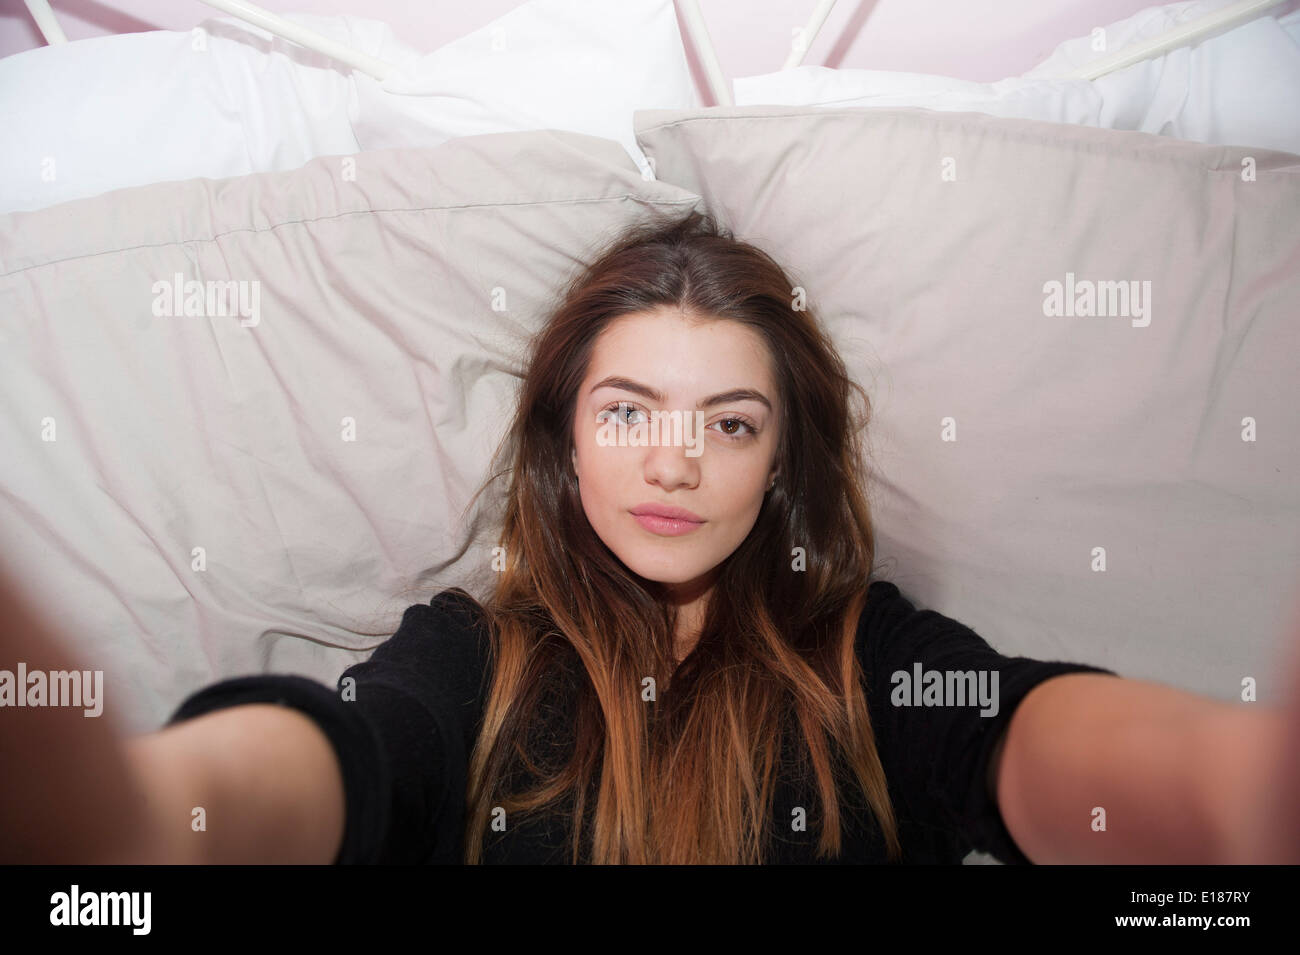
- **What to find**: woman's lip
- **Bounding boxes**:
[630,503,704,522]
[631,513,705,537]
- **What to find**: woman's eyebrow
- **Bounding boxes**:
[589,376,772,412]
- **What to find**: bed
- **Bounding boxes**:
[1,1,1297,868]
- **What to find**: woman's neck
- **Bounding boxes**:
[663,571,715,657]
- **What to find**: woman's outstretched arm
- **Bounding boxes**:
[990,666,1299,864]
[118,703,347,864]
[0,563,346,864]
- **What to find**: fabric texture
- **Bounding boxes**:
[633,104,1300,706]
[0,0,697,213]
[167,581,1118,865]
[734,2,1300,154]
[0,128,701,736]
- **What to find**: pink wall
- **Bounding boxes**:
[3,0,1295,94]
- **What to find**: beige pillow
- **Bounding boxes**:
[0,131,701,733]
[636,105,1300,703]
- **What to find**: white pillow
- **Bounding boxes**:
[349,0,700,179]
[1024,0,1300,154]
[732,1,1300,154]
[0,0,698,214]
[734,67,1103,126]
[0,13,379,214]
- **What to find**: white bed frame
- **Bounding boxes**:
[19,0,1291,103]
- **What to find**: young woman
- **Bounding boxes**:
[2,210,1297,865]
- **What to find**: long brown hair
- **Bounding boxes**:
[454,208,900,863]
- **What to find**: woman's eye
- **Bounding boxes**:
[598,401,645,425]
[711,418,758,440]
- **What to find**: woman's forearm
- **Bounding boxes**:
[113,705,347,865]
[0,563,344,865]
[0,570,152,864]
[994,673,1286,864]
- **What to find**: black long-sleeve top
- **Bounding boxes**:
[165,580,1117,864]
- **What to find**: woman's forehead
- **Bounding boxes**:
[586,313,778,400]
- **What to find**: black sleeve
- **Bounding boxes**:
[164,588,493,864]
[858,580,1120,865]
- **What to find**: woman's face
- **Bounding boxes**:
[571,307,781,597]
